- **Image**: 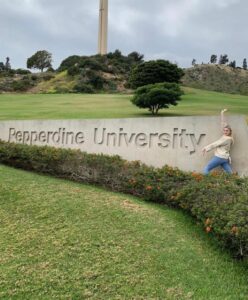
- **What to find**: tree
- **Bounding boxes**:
[127,51,144,63]
[58,55,81,71]
[192,59,196,66]
[27,50,52,72]
[0,62,5,71]
[219,55,223,64]
[107,49,122,59]
[128,60,184,89]
[219,54,229,65]
[131,82,183,115]
[5,57,11,70]
[243,58,247,70]
[229,60,236,68]
[210,54,217,64]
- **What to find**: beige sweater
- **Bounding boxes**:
[204,135,233,159]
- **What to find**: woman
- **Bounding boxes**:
[202,109,234,175]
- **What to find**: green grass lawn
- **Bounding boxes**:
[0,164,248,299]
[0,87,248,120]
[1,89,248,299]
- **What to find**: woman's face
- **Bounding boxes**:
[223,127,231,136]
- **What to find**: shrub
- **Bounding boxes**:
[11,79,32,91]
[67,66,80,76]
[15,69,31,75]
[105,80,117,92]
[55,86,72,94]
[86,70,105,90]
[40,73,55,81]
[0,69,15,77]
[73,83,94,93]
[78,58,105,71]
[58,55,84,72]
[0,141,248,259]
[31,74,38,81]
[131,82,183,115]
[88,75,105,90]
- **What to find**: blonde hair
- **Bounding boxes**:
[224,124,232,136]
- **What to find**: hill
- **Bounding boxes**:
[1,58,248,96]
[0,51,142,94]
[182,64,248,95]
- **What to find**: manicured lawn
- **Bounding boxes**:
[0,164,247,299]
[0,87,248,120]
[1,89,248,298]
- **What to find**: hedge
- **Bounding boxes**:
[0,140,247,259]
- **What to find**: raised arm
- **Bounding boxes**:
[221,109,228,129]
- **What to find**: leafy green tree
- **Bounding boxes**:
[0,62,5,71]
[243,58,247,70]
[58,55,82,71]
[229,60,236,68]
[5,57,11,70]
[131,82,183,115]
[210,54,217,64]
[128,51,144,63]
[219,54,229,65]
[106,49,123,60]
[192,58,196,66]
[128,60,184,89]
[27,50,52,72]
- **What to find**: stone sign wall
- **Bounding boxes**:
[0,116,247,176]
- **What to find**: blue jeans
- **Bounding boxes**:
[204,156,232,175]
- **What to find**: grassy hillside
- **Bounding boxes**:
[0,87,248,120]
[29,71,76,94]
[2,55,248,95]
[28,70,128,94]
[183,64,248,95]
[1,164,248,299]
[0,52,138,94]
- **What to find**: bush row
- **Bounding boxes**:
[0,141,247,259]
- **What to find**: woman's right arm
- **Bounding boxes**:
[221,109,228,129]
[202,136,227,153]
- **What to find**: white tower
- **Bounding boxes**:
[98,0,108,55]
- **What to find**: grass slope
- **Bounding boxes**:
[0,87,248,120]
[183,64,248,95]
[30,71,76,94]
[0,164,248,299]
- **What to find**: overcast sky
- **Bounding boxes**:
[0,0,247,69]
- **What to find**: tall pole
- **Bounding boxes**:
[98,0,108,55]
